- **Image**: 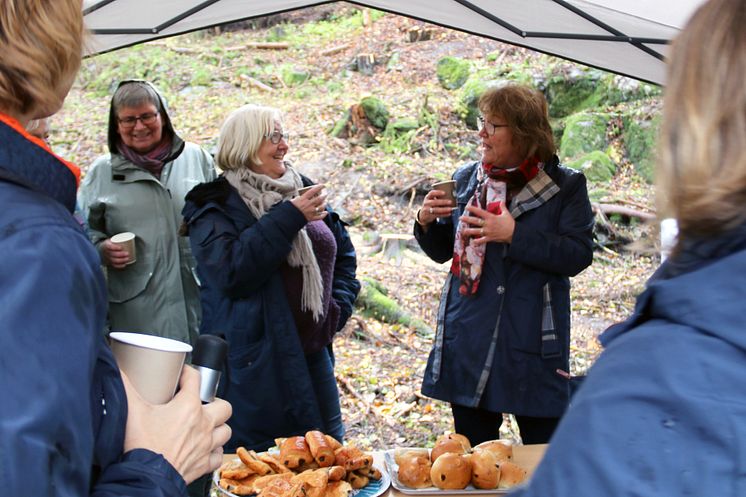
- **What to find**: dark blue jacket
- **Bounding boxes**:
[181,176,360,451]
[415,157,594,417]
[0,116,186,496]
[512,224,746,497]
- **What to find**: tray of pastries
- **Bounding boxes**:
[384,433,529,495]
[214,430,390,497]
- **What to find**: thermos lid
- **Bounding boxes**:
[192,335,228,370]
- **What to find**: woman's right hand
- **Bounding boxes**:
[417,189,456,226]
[121,365,232,484]
[101,239,132,269]
[291,184,328,222]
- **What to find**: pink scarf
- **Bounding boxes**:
[451,157,539,296]
[117,137,173,178]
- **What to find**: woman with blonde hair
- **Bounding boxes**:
[511,0,746,495]
[182,104,360,451]
[0,1,231,495]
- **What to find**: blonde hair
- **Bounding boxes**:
[657,0,746,240]
[216,104,281,172]
[478,84,555,163]
[0,0,84,117]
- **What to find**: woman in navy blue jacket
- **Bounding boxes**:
[0,2,231,496]
[414,84,594,445]
[182,104,361,451]
[513,1,746,495]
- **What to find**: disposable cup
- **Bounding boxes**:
[432,180,457,206]
[298,184,325,197]
[110,232,136,265]
[109,332,192,404]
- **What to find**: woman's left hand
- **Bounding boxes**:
[461,202,515,245]
[291,184,328,222]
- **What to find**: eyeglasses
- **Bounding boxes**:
[264,130,289,144]
[477,116,509,136]
[118,112,159,129]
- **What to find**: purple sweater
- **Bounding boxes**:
[280,220,340,354]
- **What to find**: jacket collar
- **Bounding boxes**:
[602,222,746,354]
[0,113,79,212]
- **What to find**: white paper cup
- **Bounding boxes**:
[298,184,325,197]
[109,332,192,404]
[110,232,136,265]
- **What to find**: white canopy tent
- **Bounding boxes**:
[82,0,707,85]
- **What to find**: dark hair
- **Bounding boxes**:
[478,84,555,163]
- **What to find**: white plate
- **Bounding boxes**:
[384,449,518,495]
[214,458,391,497]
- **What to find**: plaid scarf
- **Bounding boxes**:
[451,157,540,296]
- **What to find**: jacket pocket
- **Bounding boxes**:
[106,257,154,303]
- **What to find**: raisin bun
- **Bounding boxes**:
[430,433,471,462]
[473,439,513,462]
[394,448,430,466]
[397,451,432,488]
[469,448,500,489]
[430,453,471,490]
[497,460,528,489]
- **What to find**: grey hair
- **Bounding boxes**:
[112,81,162,114]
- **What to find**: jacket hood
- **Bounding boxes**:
[603,224,746,354]
[106,80,184,156]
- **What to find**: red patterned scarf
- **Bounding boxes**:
[451,157,540,296]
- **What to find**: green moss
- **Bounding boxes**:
[357,279,433,337]
[544,70,602,118]
[360,96,389,130]
[329,109,351,137]
[389,117,419,133]
[281,66,310,87]
[568,151,616,183]
[436,56,471,90]
[559,112,610,161]
[623,115,661,184]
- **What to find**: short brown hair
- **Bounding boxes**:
[478,84,555,163]
[0,0,84,117]
[657,0,746,239]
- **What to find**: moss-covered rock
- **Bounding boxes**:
[544,68,603,118]
[623,115,660,184]
[436,56,471,90]
[568,150,617,183]
[389,117,420,134]
[281,66,310,86]
[457,78,505,129]
[329,109,351,138]
[360,96,389,130]
[559,112,610,161]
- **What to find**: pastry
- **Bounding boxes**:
[474,439,513,462]
[397,451,432,488]
[237,447,273,475]
[469,448,501,489]
[497,460,528,489]
[306,430,336,467]
[430,452,471,490]
[280,436,314,469]
[430,433,471,462]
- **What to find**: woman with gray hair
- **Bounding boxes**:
[79,80,216,345]
[182,104,360,451]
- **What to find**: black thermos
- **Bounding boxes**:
[191,335,228,403]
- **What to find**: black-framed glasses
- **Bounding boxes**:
[118,112,159,129]
[477,115,509,136]
[264,130,289,144]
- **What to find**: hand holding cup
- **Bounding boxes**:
[104,232,136,269]
[291,184,327,221]
[418,180,458,226]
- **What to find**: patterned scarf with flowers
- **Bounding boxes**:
[451,156,540,296]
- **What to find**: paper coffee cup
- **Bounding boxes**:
[298,184,325,196]
[111,232,136,265]
[109,332,192,404]
[432,180,457,206]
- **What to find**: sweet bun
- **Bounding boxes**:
[397,452,432,488]
[469,449,500,489]
[430,453,471,490]
[394,448,430,466]
[474,439,513,462]
[497,460,527,489]
[430,433,471,462]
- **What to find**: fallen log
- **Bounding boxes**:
[593,202,655,222]
[244,41,290,50]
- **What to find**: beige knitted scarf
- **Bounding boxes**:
[224,163,324,321]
